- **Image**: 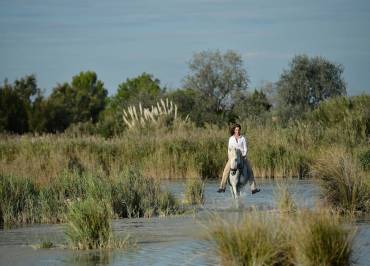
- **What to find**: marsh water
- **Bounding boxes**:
[0,180,369,266]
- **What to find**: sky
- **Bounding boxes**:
[0,0,369,96]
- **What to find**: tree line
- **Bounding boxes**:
[0,50,348,136]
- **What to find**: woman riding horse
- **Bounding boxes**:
[217,123,260,194]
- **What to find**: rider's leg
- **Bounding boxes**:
[219,160,230,190]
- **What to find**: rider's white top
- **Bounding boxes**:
[228,135,248,157]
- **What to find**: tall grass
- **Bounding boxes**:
[210,208,355,266]
[293,209,355,266]
[211,211,294,266]
[184,178,205,205]
[275,183,297,213]
[311,147,370,214]
[65,198,113,250]
[0,170,181,227]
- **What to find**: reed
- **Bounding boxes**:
[311,147,370,214]
[210,211,294,266]
[275,183,297,213]
[0,170,181,227]
[184,178,205,205]
[210,208,355,266]
[292,209,355,266]
[65,197,114,250]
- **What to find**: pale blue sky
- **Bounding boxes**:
[1,0,369,95]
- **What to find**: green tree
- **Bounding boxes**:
[47,71,107,132]
[111,72,164,109]
[183,50,249,124]
[0,75,44,133]
[234,90,272,120]
[276,55,346,121]
[0,80,29,133]
[98,73,165,136]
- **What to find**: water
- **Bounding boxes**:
[0,179,369,266]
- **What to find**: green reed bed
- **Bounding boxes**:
[0,170,181,228]
[211,211,293,266]
[65,198,125,250]
[210,208,355,266]
[184,178,205,205]
[0,123,316,182]
[311,147,370,215]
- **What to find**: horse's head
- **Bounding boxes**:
[229,148,243,175]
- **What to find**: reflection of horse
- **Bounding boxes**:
[228,148,250,199]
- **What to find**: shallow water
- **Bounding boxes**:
[0,179,369,266]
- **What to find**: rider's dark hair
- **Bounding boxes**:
[229,123,241,136]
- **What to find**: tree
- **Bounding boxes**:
[0,81,29,133]
[234,90,272,120]
[183,50,249,123]
[276,55,346,121]
[0,75,44,133]
[47,71,107,132]
[111,73,164,109]
[98,73,164,136]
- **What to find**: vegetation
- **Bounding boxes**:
[184,178,205,205]
[211,211,293,266]
[0,170,181,227]
[275,183,297,213]
[311,147,370,215]
[210,207,355,266]
[276,55,347,123]
[293,209,354,266]
[65,198,114,250]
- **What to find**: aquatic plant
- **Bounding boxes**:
[292,209,355,266]
[111,170,182,218]
[184,178,205,205]
[311,147,370,214]
[65,197,113,250]
[0,174,39,227]
[210,208,355,266]
[0,169,181,227]
[211,211,293,266]
[275,183,297,213]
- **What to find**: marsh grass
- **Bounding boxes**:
[311,147,370,214]
[293,209,355,266]
[111,170,182,218]
[210,208,355,266]
[210,186,356,266]
[210,211,294,266]
[40,240,54,249]
[0,170,181,227]
[275,183,297,213]
[184,178,205,205]
[65,198,115,250]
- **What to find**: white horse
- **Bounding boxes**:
[228,148,250,199]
